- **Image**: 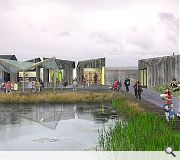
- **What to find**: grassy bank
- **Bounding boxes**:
[0,92,112,104]
[99,96,180,150]
[154,85,180,98]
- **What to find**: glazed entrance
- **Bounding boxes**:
[84,68,102,85]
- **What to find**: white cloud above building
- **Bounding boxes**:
[0,0,179,66]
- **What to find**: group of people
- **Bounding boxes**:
[169,78,180,92]
[112,80,122,93]
[112,78,131,93]
[28,80,45,92]
[112,78,143,100]
[1,81,18,94]
[160,88,176,122]
[0,80,45,94]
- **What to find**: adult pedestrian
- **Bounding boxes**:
[118,80,122,91]
[124,77,130,92]
[35,80,40,92]
[82,75,86,88]
[5,81,12,94]
[28,81,33,92]
[113,80,118,94]
[72,78,78,91]
[133,81,143,100]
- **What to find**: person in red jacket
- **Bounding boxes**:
[165,88,172,105]
[160,88,173,108]
[113,80,118,94]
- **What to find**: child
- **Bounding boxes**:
[161,88,175,121]
[162,99,175,122]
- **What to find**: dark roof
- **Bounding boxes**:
[43,57,75,69]
[26,58,41,63]
[77,57,105,67]
[0,55,17,60]
[140,55,179,66]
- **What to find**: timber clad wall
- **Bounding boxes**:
[55,59,75,85]
[138,55,180,88]
[76,58,105,84]
[43,58,75,85]
[105,67,138,85]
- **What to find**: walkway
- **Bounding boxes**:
[127,85,180,113]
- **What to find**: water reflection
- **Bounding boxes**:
[0,103,119,130]
[0,103,121,150]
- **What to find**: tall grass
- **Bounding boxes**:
[0,92,112,104]
[99,96,180,151]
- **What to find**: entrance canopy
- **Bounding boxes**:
[0,57,59,73]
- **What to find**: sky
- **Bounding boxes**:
[0,0,179,66]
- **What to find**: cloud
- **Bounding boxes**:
[54,31,72,37]
[24,22,35,30]
[0,0,178,66]
[158,12,179,31]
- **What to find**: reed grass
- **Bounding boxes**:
[0,91,113,104]
[99,96,180,151]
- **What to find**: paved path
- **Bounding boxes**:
[122,85,180,130]
[46,84,180,113]
[127,85,180,113]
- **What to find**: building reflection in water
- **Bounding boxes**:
[0,103,119,130]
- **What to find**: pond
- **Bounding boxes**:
[0,103,122,151]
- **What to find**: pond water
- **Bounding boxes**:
[0,103,121,151]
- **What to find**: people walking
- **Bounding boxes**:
[1,81,5,92]
[82,75,86,88]
[133,81,143,100]
[118,80,122,91]
[160,88,175,122]
[113,80,118,94]
[40,80,45,92]
[72,78,78,91]
[5,81,12,94]
[28,81,33,92]
[124,77,130,92]
[35,80,40,92]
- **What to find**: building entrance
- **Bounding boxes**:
[84,68,102,85]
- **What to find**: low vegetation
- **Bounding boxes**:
[0,91,112,104]
[154,85,180,98]
[99,95,180,151]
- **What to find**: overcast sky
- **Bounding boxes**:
[0,0,179,66]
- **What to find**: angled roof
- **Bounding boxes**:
[26,58,41,63]
[44,57,75,69]
[0,55,17,60]
[106,66,138,70]
[140,55,180,66]
[77,57,105,67]
[0,57,58,73]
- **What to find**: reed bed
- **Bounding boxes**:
[0,91,113,104]
[99,96,180,151]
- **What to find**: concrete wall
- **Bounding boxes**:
[105,67,138,85]
[139,55,180,88]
